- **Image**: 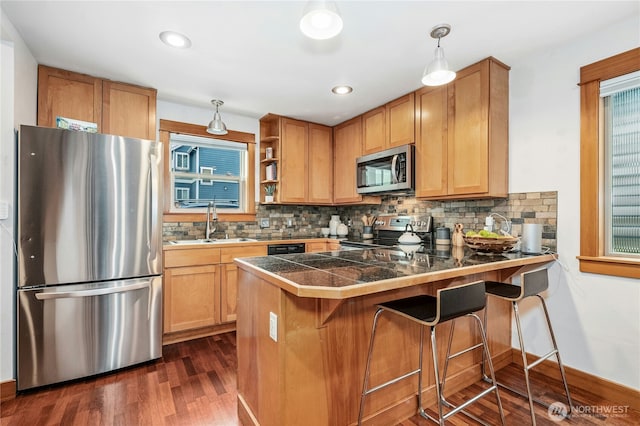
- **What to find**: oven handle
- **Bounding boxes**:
[35,281,150,300]
[391,154,399,184]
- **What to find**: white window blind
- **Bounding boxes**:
[601,73,640,256]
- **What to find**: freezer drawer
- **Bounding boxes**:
[17,276,162,390]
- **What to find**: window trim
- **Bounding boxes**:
[160,119,256,222]
[578,47,640,279]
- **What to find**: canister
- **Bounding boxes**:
[435,227,451,246]
[521,223,542,254]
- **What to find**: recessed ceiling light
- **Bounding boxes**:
[159,31,191,48]
[331,85,353,95]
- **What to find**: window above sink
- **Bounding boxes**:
[160,119,256,223]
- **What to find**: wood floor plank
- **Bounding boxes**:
[2,332,638,425]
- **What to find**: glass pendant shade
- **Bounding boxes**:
[206,100,228,135]
[300,1,343,40]
[422,46,456,86]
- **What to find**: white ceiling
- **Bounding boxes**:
[2,1,638,126]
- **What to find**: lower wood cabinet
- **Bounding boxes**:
[220,263,239,323]
[306,241,328,253]
[163,264,220,333]
[163,244,268,342]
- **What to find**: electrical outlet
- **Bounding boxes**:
[269,312,278,342]
[260,218,270,228]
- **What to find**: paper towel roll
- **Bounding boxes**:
[521,223,542,254]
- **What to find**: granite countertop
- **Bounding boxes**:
[234,247,557,299]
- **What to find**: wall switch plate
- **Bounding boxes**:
[269,312,278,342]
[0,201,8,220]
[260,218,270,228]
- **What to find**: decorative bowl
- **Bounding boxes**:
[463,235,519,253]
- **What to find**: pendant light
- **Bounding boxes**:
[421,24,456,86]
[206,100,228,135]
[300,1,343,40]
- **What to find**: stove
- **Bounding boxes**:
[342,214,434,249]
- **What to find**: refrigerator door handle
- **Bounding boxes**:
[35,281,150,300]
[149,149,160,266]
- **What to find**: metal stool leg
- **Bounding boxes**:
[537,295,574,417]
[422,316,506,426]
[358,308,384,425]
[360,309,425,425]
[417,324,426,419]
[475,313,506,425]
[514,301,537,426]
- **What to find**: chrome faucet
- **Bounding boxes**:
[206,201,218,240]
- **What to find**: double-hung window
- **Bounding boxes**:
[601,73,640,257]
[169,133,248,211]
[579,48,640,279]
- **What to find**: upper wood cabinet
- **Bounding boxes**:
[333,116,364,203]
[102,81,157,140]
[307,123,334,204]
[362,93,415,155]
[362,106,386,154]
[37,65,157,140]
[37,66,102,129]
[280,117,308,203]
[259,114,333,204]
[415,57,509,199]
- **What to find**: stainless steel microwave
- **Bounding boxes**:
[356,144,415,194]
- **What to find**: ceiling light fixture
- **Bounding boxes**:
[159,31,191,49]
[300,1,343,40]
[331,85,353,95]
[206,100,228,135]
[421,24,456,86]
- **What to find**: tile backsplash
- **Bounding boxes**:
[163,191,557,250]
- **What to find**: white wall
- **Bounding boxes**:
[0,12,37,382]
[508,15,639,389]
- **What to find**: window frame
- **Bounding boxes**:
[578,47,640,279]
[160,119,256,222]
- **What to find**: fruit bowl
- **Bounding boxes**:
[463,235,519,253]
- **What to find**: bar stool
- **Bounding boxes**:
[358,281,505,426]
[483,268,573,425]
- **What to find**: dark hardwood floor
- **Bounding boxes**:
[1,332,638,425]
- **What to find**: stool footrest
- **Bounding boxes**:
[441,385,497,420]
[526,349,558,371]
[481,376,573,420]
[363,368,420,396]
[448,342,483,360]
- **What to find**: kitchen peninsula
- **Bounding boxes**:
[235,248,556,425]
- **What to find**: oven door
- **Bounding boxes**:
[356,145,414,194]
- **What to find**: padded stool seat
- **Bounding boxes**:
[358,281,505,426]
[483,268,573,425]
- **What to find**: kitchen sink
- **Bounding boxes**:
[169,238,257,245]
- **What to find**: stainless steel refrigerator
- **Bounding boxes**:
[17,125,163,391]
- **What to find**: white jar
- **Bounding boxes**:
[329,215,341,236]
